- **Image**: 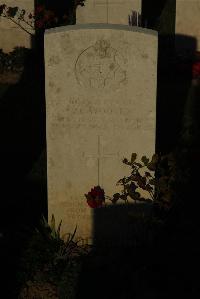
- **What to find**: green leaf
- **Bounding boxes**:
[50,214,56,231]
[57,220,62,237]
[7,6,18,18]
[131,153,137,163]
[127,182,137,193]
[129,191,141,201]
[130,174,139,181]
[120,194,128,201]
[68,226,77,244]
[122,177,127,184]
[41,215,49,228]
[134,162,143,168]
[117,177,126,185]
[137,176,147,189]
[19,9,26,18]
[151,153,159,164]
[149,178,156,185]
[141,156,149,165]
[112,193,120,203]
[122,158,129,164]
[147,162,156,171]
[0,4,6,15]
[145,184,153,192]
[145,171,152,177]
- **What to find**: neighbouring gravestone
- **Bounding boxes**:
[76,0,142,25]
[175,0,200,53]
[0,0,34,52]
[45,24,157,246]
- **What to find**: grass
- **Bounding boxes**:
[14,203,199,298]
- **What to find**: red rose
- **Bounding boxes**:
[85,186,105,208]
[87,199,102,208]
[43,10,55,21]
[35,5,45,14]
[192,61,200,79]
[35,19,45,29]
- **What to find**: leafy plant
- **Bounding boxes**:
[0,1,86,34]
[0,47,29,73]
[0,4,34,35]
[108,151,185,211]
[18,214,90,299]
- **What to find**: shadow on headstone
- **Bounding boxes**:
[93,202,153,251]
[76,202,154,299]
[75,30,200,299]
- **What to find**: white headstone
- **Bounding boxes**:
[45,24,157,245]
[176,0,200,52]
[76,0,141,25]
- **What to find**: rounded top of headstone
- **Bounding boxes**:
[45,24,158,37]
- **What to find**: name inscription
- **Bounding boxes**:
[50,96,154,132]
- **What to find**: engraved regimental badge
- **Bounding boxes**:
[75,39,127,90]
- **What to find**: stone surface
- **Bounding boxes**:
[0,0,34,52]
[45,24,157,245]
[76,0,141,25]
[176,0,200,52]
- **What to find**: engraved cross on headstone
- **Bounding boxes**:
[83,135,119,187]
[95,0,109,23]
[95,0,141,25]
[76,0,142,26]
